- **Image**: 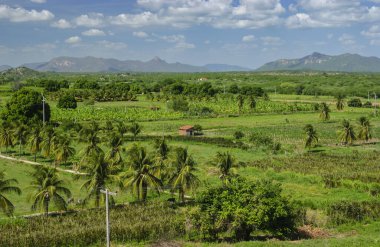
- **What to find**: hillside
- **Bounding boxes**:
[257,52,380,72]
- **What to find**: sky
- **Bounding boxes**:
[1,0,380,69]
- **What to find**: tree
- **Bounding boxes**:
[193,124,203,136]
[338,119,356,145]
[1,88,51,124]
[336,95,345,111]
[29,167,71,216]
[212,152,238,185]
[13,122,28,156]
[237,94,244,113]
[0,171,21,216]
[57,93,77,109]
[52,134,75,167]
[319,102,330,121]
[0,122,14,153]
[119,145,162,201]
[248,95,256,111]
[41,125,56,158]
[105,133,123,166]
[190,178,296,241]
[115,121,128,137]
[79,122,103,165]
[347,98,362,108]
[81,153,117,207]
[153,138,170,181]
[167,97,189,112]
[129,121,141,141]
[358,117,372,142]
[28,124,43,162]
[169,147,199,203]
[304,124,318,148]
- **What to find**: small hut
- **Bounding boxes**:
[179,125,194,136]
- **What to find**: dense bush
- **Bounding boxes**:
[347,98,363,107]
[188,178,297,241]
[167,97,189,112]
[327,200,380,225]
[57,93,77,109]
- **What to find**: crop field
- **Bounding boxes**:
[0,71,380,246]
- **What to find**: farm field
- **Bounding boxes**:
[0,71,380,246]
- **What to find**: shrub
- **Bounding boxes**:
[363,101,373,108]
[57,93,77,109]
[193,124,203,136]
[167,97,189,112]
[347,98,362,107]
[234,131,245,140]
[188,178,297,241]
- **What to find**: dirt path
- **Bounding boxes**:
[0,154,88,175]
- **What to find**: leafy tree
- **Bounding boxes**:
[193,124,203,136]
[29,167,71,216]
[347,98,362,107]
[358,117,372,142]
[319,102,330,121]
[212,152,238,185]
[13,122,28,156]
[190,178,296,241]
[57,93,77,109]
[304,124,318,148]
[336,95,345,111]
[0,171,21,216]
[28,125,43,162]
[1,88,50,124]
[338,119,356,145]
[0,122,14,153]
[169,147,199,203]
[119,145,162,201]
[129,122,141,141]
[167,97,189,112]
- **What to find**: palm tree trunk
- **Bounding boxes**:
[179,186,185,203]
[34,152,37,162]
[44,199,49,217]
[96,191,100,208]
[142,181,147,201]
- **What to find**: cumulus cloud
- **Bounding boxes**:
[133,31,149,38]
[74,13,104,27]
[0,4,54,22]
[97,40,128,50]
[82,29,106,36]
[65,36,81,44]
[339,34,356,45]
[361,25,380,38]
[51,19,71,29]
[31,0,47,3]
[261,36,282,46]
[242,35,255,42]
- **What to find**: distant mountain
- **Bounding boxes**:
[23,56,210,73]
[204,64,251,72]
[256,52,380,72]
[0,65,12,72]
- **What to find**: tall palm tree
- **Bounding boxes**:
[336,95,345,111]
[119,145,162,201]
[169,147,199,203]
[79,123,103,165]
[41,125,56,158]
[0,122,14,153]
[105,133,123,167]
[29,167,71,216]
[52,134,75,167]
[153,138,170,181]
[304,124,319,148]
[13,122,28,156]
[115,121,128,138]
[338,119,356,145]
[0,171,21,216]
[358,117,372,142]
[319,102,331,121]
[81,153,118,207]
[212,151,237,185]
[28,125,43,162]
[129,122,141,141]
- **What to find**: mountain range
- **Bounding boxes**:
[256,52,380,72]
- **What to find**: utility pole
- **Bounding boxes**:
[100,189,117,247]
[42,93,46,125]
[374,93,378,116]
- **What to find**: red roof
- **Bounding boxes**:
[179,125,194,130]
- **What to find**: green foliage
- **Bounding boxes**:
[338,119,356,145]
[358,117,372,142]
[57,93,77,109]
[0,171,21,216]
[167,97,189,112]
[327,201,380,225]
[319,102,330,121]
[304,124,318,148]
[234,130,245,140]
[348,98,363,107]
[189,178,297,241]
[1,89,51,124]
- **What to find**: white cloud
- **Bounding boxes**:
[261,36,282,46]
[175,42,195,49]
[97,40,128,50]
[160,34,186,43]
[31,0,47,3]
[286,13,330,28]
[0,4,54,22]
[361,25,380,37]
[74,13,104,27]
[370,40,380,45]
[82,29,106,36]
[51,19,71,29]
[133,31,149,38]
[242,35,255,42]
[339,34,356,45]
[65,36,81,44]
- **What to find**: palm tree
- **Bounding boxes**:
[319,102,331,121]
[338,119,356,145]
[13,122,28,156]
[212,152,237,185]
[0,171,21,216]
[52,134,75,167]
[153,138,170,181]
[237,94,244,114]
[248,95,256,111]
[41,125,56,158]
[81,153,118,207]
[129,122,141,141]
[119,145,162,201]
[304,124,319,148]
[169,147,199,203]
[79,123,103,165]
[336,95,345,111]
[115,121,128,138]
[0,122,14,153]
[358,117,372,142]
[28,125,43,162]
[105,133,123,166]
[29,167,71,216]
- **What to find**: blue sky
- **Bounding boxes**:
[1,0,380,68]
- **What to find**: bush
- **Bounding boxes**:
[188,178,297,241]
[363,101,373,108]
[167,97,189,112]
[347,98,362,107]
[57,93,77,109]
[234,131,245,140]
[193,124,203,136]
